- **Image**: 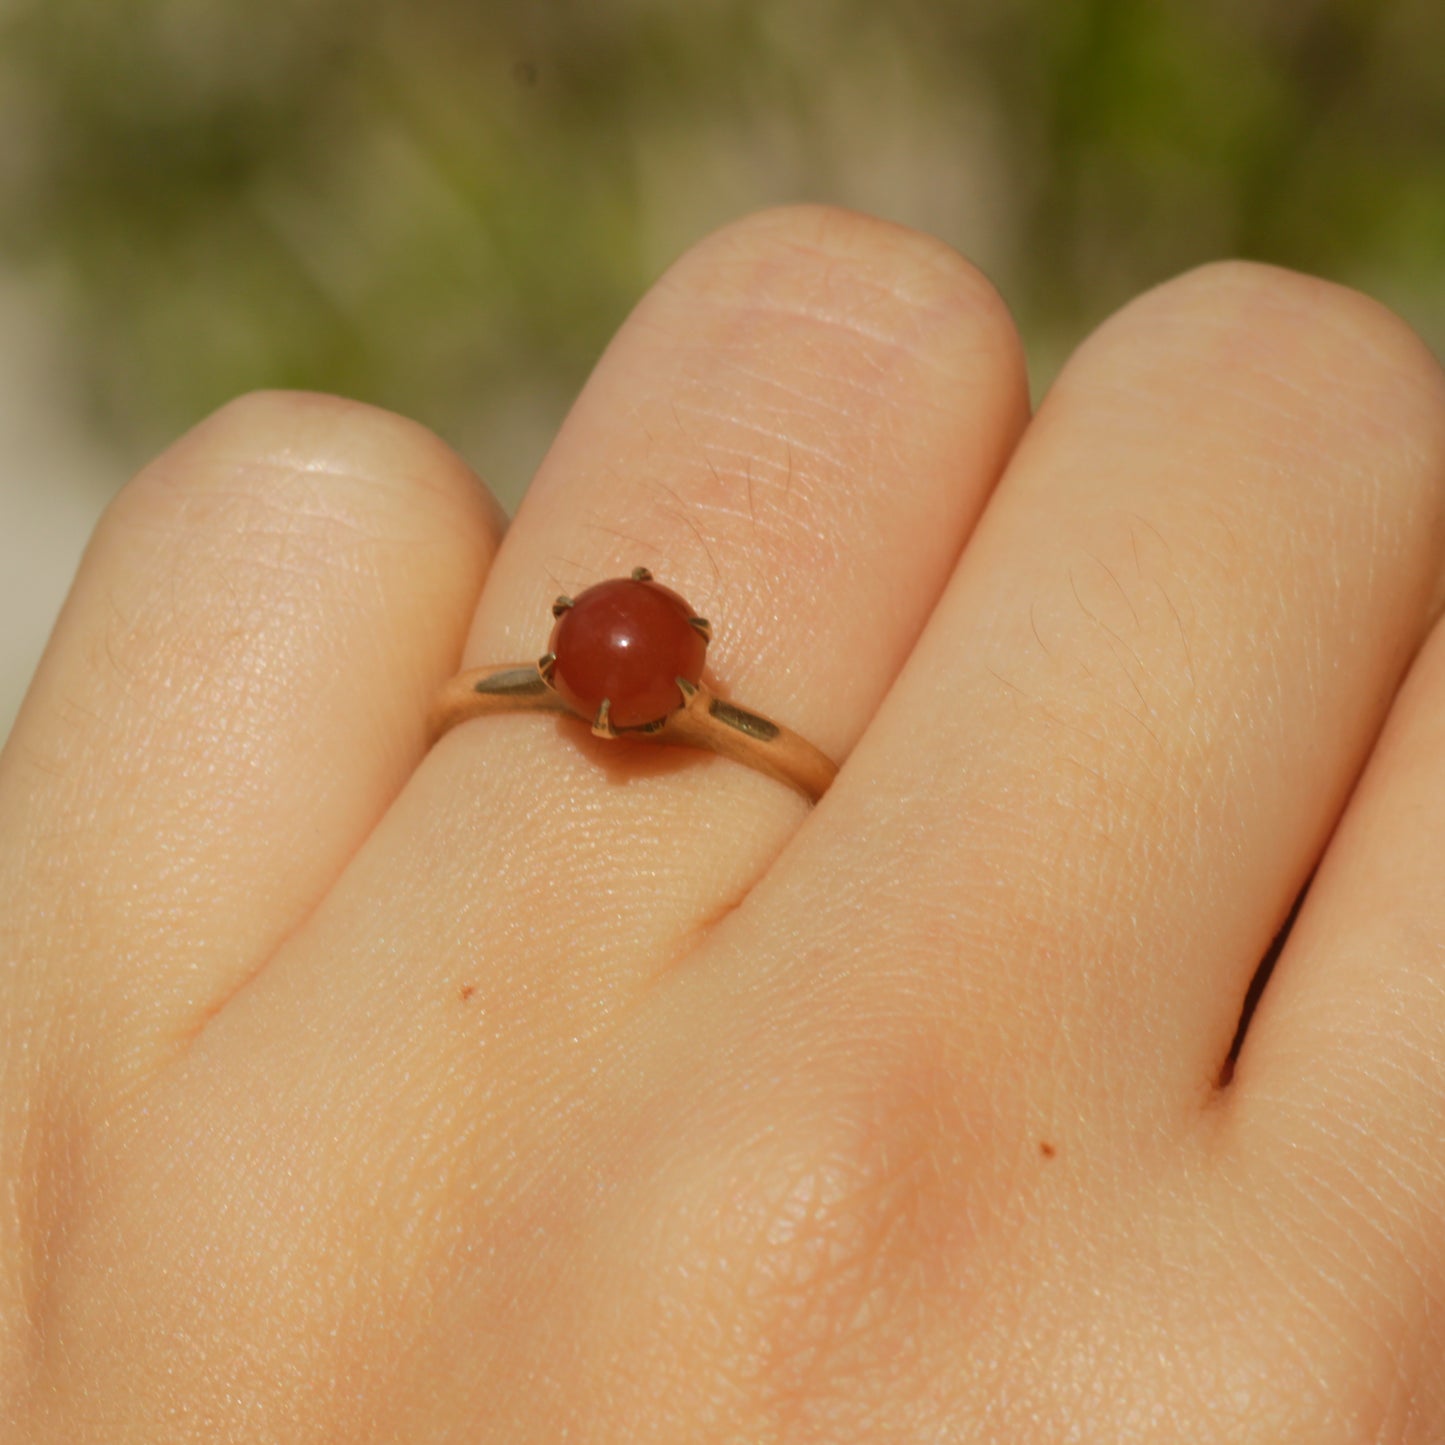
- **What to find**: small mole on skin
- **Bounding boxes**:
[1039,1141,1056,1159]
[459,984,476,1002]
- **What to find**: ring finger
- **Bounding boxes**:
[244,205,1029,1037]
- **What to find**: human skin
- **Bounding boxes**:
[3,204,1445,1441]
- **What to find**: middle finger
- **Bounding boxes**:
[731,261,1445,1141]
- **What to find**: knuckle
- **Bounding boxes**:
[667,203,1022,378]
[109,389,488,546]
[1109,260,1445,438]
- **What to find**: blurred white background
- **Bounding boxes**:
[0,277,111,742]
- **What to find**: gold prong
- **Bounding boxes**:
[537,652,557,685]
[592,698,616,738]
[675,676,699,702]
[630,565,653,582]
[688,616,712,642]
[551,595,574,618]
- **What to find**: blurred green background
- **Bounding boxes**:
[1,0,1442,737]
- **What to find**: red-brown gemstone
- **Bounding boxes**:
[548,576,707,729]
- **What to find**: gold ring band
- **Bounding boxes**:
[428,569,837,803]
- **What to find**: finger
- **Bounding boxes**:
[160,207,1028,1347]
[465,204,1025,757]
[258,206,1026,1025]
[0,392,502,1088]
[1231,595,1445,1288]
[730,263,1445,1140]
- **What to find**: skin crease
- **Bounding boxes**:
[2,205,1445,1441]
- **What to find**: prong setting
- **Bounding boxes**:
[431,564,837,801]
[543,571,707,731]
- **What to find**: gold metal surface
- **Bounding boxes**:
[430,665,836,802]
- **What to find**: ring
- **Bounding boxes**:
[429,567,838,802]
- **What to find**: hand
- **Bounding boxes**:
[4,206,1445,1441]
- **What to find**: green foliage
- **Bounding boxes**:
[0,0,1440,504]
